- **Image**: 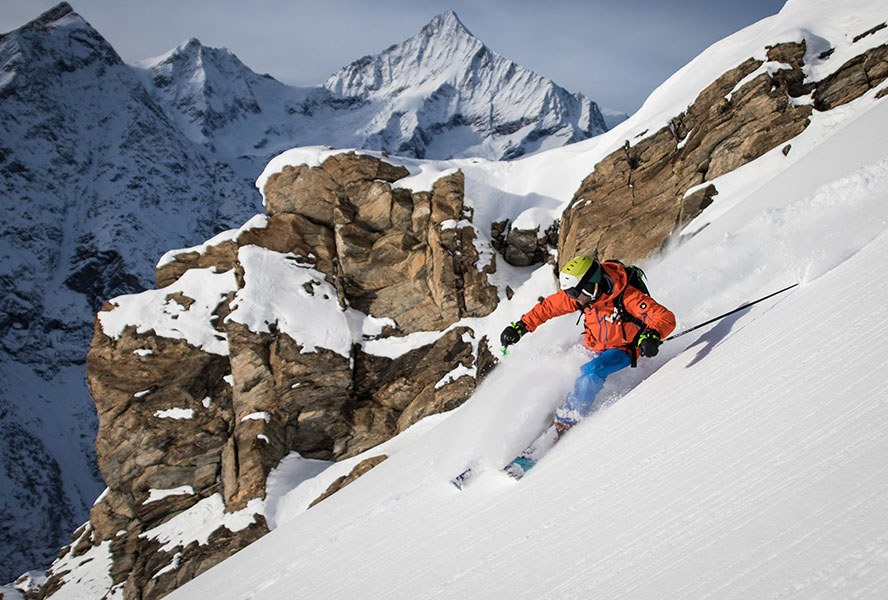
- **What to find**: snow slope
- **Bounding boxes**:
[156,2,888,598]
[169,94,888,600]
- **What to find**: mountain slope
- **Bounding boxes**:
[142,1,888,597]
[0,3,612,582]
[164,71,888,600]
[8,0,888,595]
[0,3,258,581]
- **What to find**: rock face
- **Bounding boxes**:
[560,42,813,263]
[44,154,499,599]
[262,154,499,334]
[558,39,888,264]
[308,455,388,508]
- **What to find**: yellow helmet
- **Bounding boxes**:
[559,256,602,298]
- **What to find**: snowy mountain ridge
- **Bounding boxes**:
[133,38,271,144]
[135,10,609,162]
[322,11,606,159]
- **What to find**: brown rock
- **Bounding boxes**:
[73,153,497,599]
[560,44,814,263]
[263,163,341,224]
[309,455,388,508]
[813,43,888,110]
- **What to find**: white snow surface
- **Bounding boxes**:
[153,408,195,420]
[97,268,237,356]
[143,486,195,505]
[226,245,361,357]
[155,2,888,599]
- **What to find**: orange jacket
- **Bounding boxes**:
[521,262,676,353]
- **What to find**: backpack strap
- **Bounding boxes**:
[613,289,646,368]
[609,265,648,368]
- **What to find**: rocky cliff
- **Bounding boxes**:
[558,38,888,263]
[40,154,498,599]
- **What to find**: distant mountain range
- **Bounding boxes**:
[0,2,617,582]
[135,10,612,162]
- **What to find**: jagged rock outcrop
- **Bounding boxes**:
[493,220,559,267]
[560,42,814,262]
[814,39,888,109]
[263,153,499,333]
[308,455,388,508]
[559,38,888,264]
[51,153,498,600]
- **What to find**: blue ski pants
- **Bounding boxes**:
[556,348,632,425]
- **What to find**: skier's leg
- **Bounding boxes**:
[555,349,632,430]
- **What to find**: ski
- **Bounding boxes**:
[450,464,477,490]
[502,423,559,480]
[451,423,566,489]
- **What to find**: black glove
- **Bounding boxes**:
[637,329,661,357]
[500,320,528,347]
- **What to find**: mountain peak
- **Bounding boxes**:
[1,1,122,76]
[180,37,204,52]
[421,11,474,40]
[18,2,76,32]
[323,10,606,159]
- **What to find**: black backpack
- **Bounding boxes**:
[604,259,649,297]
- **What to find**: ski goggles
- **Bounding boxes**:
[564,282,599,300]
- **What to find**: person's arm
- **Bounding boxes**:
[520,290,580,333]
[500,290,579,348]
[622,288,676,338]
[622,288,676,357]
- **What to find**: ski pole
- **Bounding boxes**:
[664,282,799,342]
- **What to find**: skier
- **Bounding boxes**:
[500,256,676,437]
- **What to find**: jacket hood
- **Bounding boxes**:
[600,261,629,300]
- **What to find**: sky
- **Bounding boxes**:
[1,0,786,119]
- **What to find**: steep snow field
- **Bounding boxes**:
[20,0,887,597]
[160,4,888,598]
